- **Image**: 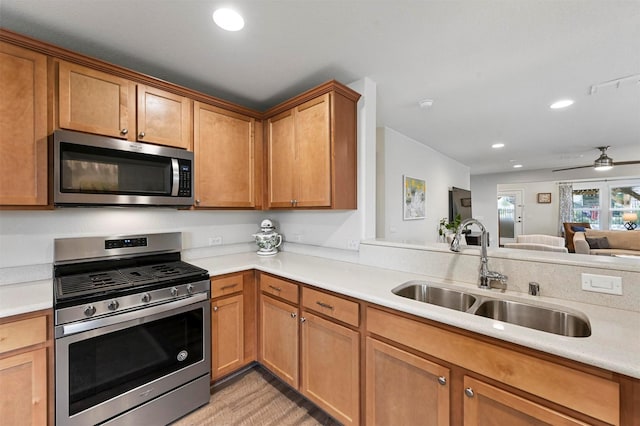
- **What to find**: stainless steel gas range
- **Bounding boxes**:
[53,232,211,426]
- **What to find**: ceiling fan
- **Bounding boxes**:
[552,146,640,172]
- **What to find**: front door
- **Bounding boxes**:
[497,190,524,246]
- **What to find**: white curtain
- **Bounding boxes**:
[558,183,573,236]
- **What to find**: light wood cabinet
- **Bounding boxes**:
[57,60,136,139]
[57,61,192,149]
[0,41,48,207]
[367,306,620,425]
[300,311,359,425]
[210,272,256,381]
[194,102,261,208]
[265,81,360,209]
[136,84,191,150]
[366,337,450,426]
[462,375,589,425]
[0,312,50,426]
[211,294,244,379]
[259,293,299,388]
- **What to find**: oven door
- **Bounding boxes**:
[55,294,210,426]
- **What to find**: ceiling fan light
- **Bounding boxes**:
[594,154,613,171]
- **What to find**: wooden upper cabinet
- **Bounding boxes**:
[194,102,258,208]
[137,84,192,150]
[58,60,136,139]
[267,109,296,207]
[0,42,48,207]
[265,81,360,210]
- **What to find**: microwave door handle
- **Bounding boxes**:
[171,158,179,196]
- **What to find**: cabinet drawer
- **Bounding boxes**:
[260,274,298,304]
[0,316,47,354]
[367,307,619,425]
[211,275,244,298]
[302,287,359,327]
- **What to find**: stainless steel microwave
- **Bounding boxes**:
[53,130,194,207]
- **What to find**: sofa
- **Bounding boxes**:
[562,222,591,253]
[574,230,640,256]
[503,234,568,253]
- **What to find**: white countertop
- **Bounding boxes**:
[2,250,638,379]
[191,251,640,380]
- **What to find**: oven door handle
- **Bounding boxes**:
[56,292,209,338]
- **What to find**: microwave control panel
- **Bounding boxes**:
[178,160,192,197]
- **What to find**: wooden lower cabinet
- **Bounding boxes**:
[463,376,588,425]
[259,294,299,388]
[366,337,449,426]
[0,312,50,426]
[300,311,359,426]
[211,294,244,379]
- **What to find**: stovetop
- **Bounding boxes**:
[55,260,207,302]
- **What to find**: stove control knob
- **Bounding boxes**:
[171,287,179,297]
[84,305,96,317]
[187,284,194,295]
[107,300,119,311]
[141,293,151,303]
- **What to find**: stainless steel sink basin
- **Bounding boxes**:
[473,299,591,337]
[392,282,477,312]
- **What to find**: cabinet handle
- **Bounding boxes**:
[213,306,219,312]
[139,131,145,138]
[316,301,334,310]
[300,317,306,323]
[195,199,201,205]
[220,284,238,290]
[464,387,474,398]
[120,128,128,135]
[437,376,447,386]
[268,285,282,292]
[290,312,297,318]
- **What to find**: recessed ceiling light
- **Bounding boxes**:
[513,164,523,168]
[491,143,505,149]
[213,8,244,31]
[550,99,574,109]
[418,99,434,108]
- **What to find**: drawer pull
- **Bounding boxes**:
[220,284,238,290]
[269,285,282,292]
[316,301,334,310]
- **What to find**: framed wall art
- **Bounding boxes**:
[537,192,552,204]
[403,175,426,220]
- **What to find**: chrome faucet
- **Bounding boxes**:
[450,218,508,290]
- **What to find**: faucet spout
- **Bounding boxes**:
[449,218,507,290]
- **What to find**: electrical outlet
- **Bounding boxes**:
[347,239,360,250]
[292,234,303,242]
[581,273,622,295]
[209,236,223,246]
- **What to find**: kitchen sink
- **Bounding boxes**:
[473,299,592,337]
[392,282,477,312]
[391,281,591,337]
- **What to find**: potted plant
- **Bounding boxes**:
[438,213,461,241]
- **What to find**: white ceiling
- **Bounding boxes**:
[2,0,639,175]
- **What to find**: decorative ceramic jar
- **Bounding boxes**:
[252,219,282,256]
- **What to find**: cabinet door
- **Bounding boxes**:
[267,109,296,208]
[194,102,255,207]
[300,311,359,425]
[259,295,298,388]
[366,337,449,426]
[0,348,47,426]
[58,60,136,139]
[0,42,48,206]
[294,93,331,207]
[463,376,589,426]
[137,84,192,149]
[211,294,244,379]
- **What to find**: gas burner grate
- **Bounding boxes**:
[57,271,131,299]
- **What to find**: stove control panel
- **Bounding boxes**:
[55,279,210,326]
[105,237,148,250]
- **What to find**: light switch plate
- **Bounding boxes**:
[581,273,622,295]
